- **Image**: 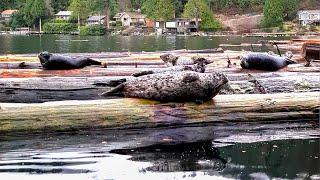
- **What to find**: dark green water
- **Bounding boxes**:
[0,124,319,180]
[0,34,292,54]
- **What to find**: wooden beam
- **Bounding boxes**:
[0,92,318,134]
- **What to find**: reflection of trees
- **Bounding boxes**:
[219,139,320,179]
[110,140,227,172]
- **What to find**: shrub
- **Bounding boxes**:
[43,22,77,34]
[79,25,106,36]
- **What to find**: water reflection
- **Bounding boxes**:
[219,138,320,179]
[110,141,226,173]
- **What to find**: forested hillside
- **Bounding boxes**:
[1,0,319,31]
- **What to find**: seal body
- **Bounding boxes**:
[132,63,207,77]
[240,53,296,71]
[38,52,101,70]
[102,71,228,102]
[160,54,211,66]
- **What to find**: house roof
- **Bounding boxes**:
[55,11,72,16]
[1,10,18,15]
[125,12,146,19]
[87,15,106,21]
[113,12,146,19]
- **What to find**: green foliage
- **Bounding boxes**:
[183,0,220,31]
[262,0,299,28]
[141,0,158,19]
[9,11,26,29]
[142,0,174,20]
[79,25,106,35]
[156,0,175,20]
[51,0,70,13]
[69,0,90,23]
[43,22,77,33]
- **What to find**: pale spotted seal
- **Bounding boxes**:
[101,71,228,102]
[160,54,211,66]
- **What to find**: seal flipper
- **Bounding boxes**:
[87,58,102,66]
[285,59,297,65]
[94,78,127,87]
[100,84,125,97]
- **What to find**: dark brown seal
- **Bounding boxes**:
[240,53,296,71]
[38,51,102,70]
[101,71,228,102]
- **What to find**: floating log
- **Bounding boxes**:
[0,92,318,134]
[0,73,319,103]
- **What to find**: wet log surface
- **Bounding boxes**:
[0,92,319,134]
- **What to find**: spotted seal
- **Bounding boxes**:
[160,54,211,66]
[240,53,296,71]
[38,51,102,70]
[132,62,208,77]
[101,71,228,102]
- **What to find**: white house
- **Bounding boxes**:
[155,18,201,34]
[87,15,106,25]
[298,10,320,26]
[113,12,146,27]
[1,10,18,22]
[55,11,73,21]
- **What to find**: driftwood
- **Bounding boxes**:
[0,73,319,103]
[0,92,318,134]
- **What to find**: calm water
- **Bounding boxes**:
[0,124,319,180]
[0,34,293,54]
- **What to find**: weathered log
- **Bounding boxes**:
[0,92,318,134]
[0,73,319,103]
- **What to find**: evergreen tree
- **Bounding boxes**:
[156,0,174,20]
[69,0,90,23]
[23,0,35,27]
[183,0,220,31]
[141,0,158,19]
[89,0,119,29]
[261,0,284,27]
[142,0,174,20]
[31,0,50,27]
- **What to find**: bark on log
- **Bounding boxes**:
[0,92,318,134]
[0,73,319,103]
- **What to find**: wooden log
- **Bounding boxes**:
[0,92,318,134]
[0,73,319,103]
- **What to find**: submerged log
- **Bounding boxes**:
[0,73,319,103]
[0,92,318,134]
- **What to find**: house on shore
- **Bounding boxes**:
[87,15,106,26]
[298,10,320,26]
[113,12,146,27]
[1,10,18,22]
[55,11,73,21]
[155,18,201,34]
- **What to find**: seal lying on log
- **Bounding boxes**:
[240,53,297,71]
[101,71,228,102]
[132,61,208,77]
[38,51,102,70]
[160,54,211,66]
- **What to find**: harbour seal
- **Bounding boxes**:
[160,54,211,66]
[132,61,208,77]
[38,51,102,70]
[240,53,296,71]
[101,71,228,102]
